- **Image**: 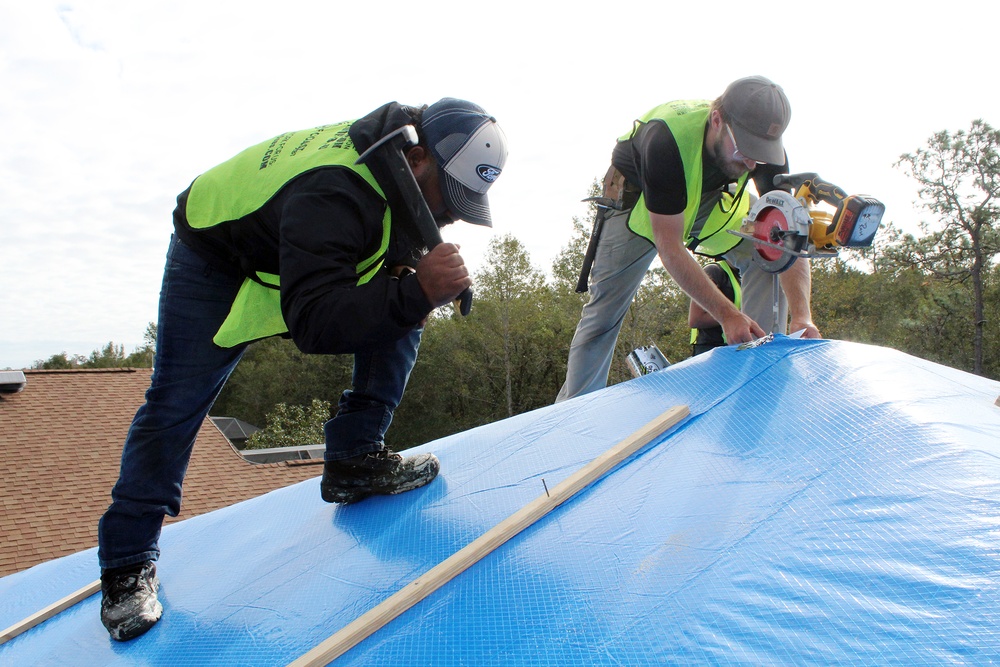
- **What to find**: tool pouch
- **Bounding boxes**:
[603,165,641,211]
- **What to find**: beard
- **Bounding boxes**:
[711,131,750,180]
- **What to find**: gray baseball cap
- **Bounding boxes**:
[422,98,508,227]
[721,76,791,165]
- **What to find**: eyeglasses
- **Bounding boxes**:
[725,124,765,165]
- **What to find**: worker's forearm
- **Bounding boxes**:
[778,258,813,324]
[659,247,739,324]
[688,303,721,329]
[650,211,762,343]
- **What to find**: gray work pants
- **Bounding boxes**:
[556,206,787,402]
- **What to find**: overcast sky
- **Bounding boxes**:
[1,0,995,369]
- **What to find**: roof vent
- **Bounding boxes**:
[0,370,27,393]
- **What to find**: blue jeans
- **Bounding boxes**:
[323,326,422,461]
[98,235,421,569]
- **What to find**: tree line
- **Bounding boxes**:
[33,323,157,369]
[32,120,1000,450]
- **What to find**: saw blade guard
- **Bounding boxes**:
[744,191,811,273]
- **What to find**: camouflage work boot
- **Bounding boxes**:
[321,449,440,504]
[100,561,162,641]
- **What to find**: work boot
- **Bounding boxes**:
[100,561,162,641]
[321,449,440,504]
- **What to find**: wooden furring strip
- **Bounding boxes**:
[288,405,689,666]
[0,579,101,645]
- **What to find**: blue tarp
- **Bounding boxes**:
[2,338,999,665]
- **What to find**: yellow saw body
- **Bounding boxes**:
[731,172,886,273]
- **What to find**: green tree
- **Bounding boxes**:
[809,249,928,353]
[548,203,597,397]
[472,233,551,417]
[32,323,157,370]
[390,309,482,446]
[397,233,561,437]
[244,398,331,450]
[985,263,1000,378]
[85,342,128,368]
[393,231,583,447]
[124,322,157,367]
[33,352,81,369]
[212,337,354,428]
[894,119,1000,375]
[613,266,690,380]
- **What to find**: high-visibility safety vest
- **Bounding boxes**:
[184,121,392,348]
[621,101,750,257]
[690,260,742,345]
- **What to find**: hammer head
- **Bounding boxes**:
[355,125,419,165]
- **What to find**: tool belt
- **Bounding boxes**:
[602,165,641,211]
[575,166,642,294]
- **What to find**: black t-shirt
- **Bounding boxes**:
[611,118,788,215]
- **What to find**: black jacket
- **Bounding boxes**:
[172,102,434,354]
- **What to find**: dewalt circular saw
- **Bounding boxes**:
[730,172,886,273]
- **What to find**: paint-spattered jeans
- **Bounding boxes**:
[97,235,420,569]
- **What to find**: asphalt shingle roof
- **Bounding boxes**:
[0,368,322,577]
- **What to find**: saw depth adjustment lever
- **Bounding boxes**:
[356,125,473,316]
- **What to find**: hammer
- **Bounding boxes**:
[356,125,473,316]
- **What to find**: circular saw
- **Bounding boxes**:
[730,172,886,274]
[736,190,813,273]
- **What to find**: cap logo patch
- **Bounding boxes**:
[477,165,502,183]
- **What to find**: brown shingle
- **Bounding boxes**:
[0,368,321,577]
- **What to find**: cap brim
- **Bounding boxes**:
[440,167,493,227]
[730,125,785,165]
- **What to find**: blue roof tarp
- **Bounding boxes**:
[2,337,999,664]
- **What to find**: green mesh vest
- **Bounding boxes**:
[622,101,749,257]
[185,121,391,347]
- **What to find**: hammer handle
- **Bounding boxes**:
[361,126,473,316]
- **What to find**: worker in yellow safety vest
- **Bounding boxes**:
[97,98,508,642]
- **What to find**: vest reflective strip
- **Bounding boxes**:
[623,101,749,257]
[721,260,742,311]
[355,210,393,286]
